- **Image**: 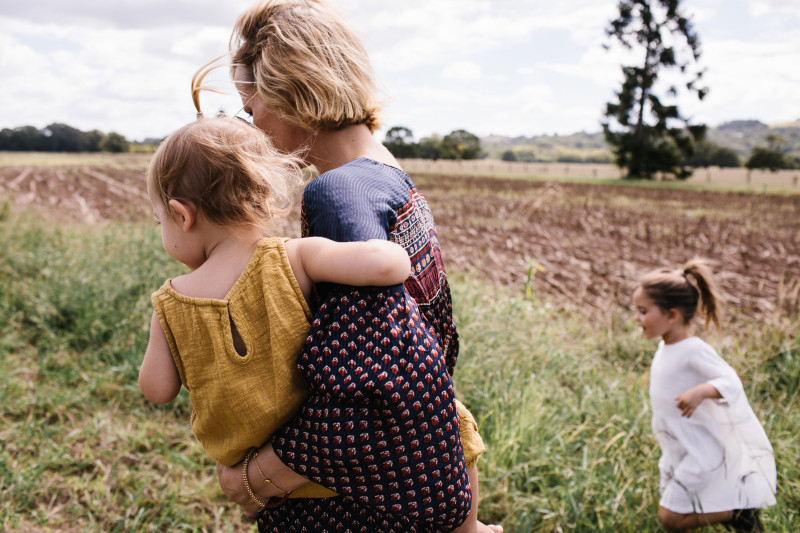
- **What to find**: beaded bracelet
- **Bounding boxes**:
[242,447,266,508]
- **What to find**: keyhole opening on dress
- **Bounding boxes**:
[229,315,247,357]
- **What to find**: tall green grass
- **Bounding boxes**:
[451,279,799,532]
[1,212,797,531]
[0,212,250,532]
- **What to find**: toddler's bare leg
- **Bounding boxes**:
[449,464,503,533]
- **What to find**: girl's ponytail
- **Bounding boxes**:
[682,259,721,332]
[640,257,722,332]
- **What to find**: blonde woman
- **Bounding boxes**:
[211,1,501,531]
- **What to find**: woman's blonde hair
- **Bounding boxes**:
[147,117,305,228]
[639,258,722,331]
[229,0,383,133]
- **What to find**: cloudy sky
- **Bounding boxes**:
[1,0,798,142]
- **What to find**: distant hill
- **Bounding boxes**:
[481,131,611,163]
[706,120,800,158]
[482,120,800,162]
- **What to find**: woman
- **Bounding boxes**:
[212,1,499,531]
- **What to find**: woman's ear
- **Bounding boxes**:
[167,199,197,232]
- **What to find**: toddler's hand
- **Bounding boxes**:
[674,383,720,418]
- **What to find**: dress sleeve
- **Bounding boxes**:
[303,173,394,242]
[688,343,743,405]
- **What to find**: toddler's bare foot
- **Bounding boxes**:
[477,522,503,533]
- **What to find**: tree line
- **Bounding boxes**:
[382,127,481,160]
[382,124,798,171]
[0,123,135,153]
[651,136,798,170]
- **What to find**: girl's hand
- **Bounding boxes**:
[674,383,721,418]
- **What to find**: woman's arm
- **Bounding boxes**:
[217,443,312,518]
[139,311,182,404]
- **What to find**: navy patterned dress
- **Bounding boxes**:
[258,159,469,532]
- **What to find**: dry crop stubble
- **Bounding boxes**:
[413,173,800,325]
[2,159,799,322]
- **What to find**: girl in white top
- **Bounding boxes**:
[633,259,776,532]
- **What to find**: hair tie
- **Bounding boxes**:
[683,269,700,293]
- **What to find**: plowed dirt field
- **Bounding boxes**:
[2,162,798,323]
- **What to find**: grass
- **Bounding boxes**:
[450,279,799,531]
[0,210,797,531]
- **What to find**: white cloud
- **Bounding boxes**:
[1,1,250,29]
[682,37,800,124]
[442,61,482,81]
[538,44,634,88]
[513,84,555,115]
[747,0,800,18]
[1,1,797,141]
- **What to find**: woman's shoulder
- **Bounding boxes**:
[308,158,412,196]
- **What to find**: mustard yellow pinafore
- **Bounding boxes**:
[151,237,335,498]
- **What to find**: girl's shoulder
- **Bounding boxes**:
[158,237,288,302]
[658,336,711,356]
[668,336,721,360]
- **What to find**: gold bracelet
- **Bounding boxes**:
[242,447,266,508]
[253,450,292,497]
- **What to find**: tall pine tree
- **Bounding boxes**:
[602,0,708,179]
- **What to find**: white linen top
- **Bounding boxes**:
[649,336,776,513]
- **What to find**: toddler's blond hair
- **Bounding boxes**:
[147,118,305,229]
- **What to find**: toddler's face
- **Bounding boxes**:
[150,197,190,265]
[152,199,178,253]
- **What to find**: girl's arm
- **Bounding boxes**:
[674,383,721,418]
[287,237,410,296]
[698,358,743,405]
[676,342,743,417]
[139,311,182,404]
